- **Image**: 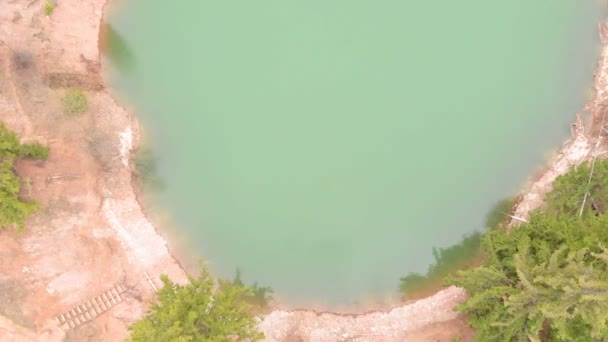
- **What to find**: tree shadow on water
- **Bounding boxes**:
[132,146,164,192]
[484,196,518,230]
[398,196,518,300]
[399,232,483,300]
[225,269,274,314]
[100,23,135,73]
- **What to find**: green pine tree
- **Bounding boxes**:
[0,123,48,231]
[127,265,264,342]
[448,159,608,341]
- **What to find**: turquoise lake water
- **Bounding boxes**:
[107,1,606,307]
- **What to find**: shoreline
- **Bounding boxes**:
[0,0,606,340]
[63,0,608,327]
[98,6,608,338]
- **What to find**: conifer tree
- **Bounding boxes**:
[0,123,48,231]
[449,159,608,341]
[128,265,264,342]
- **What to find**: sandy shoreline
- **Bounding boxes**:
[0,0,606,341]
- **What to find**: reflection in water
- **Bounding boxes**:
[484,197,518,230]
[100,23,135,73]
[133,145,164,191]
[399,233,482,300]
[399,197,518,299]
[230,269,274,313]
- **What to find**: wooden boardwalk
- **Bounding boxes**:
[55,283,128,330]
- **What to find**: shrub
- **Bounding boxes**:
[18,143,49,159]
[546,159,608,218]
[449,214,608,341]
[447,159,608,341]
[127,264,265,342]
[61,88,88,116]
[44,1,55,16]
[0,123,49,231]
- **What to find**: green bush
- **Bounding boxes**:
[128,264,266,342]
[546,159,608,218]
[18,143,49,159]
[61,88,88,116]
[44,1,55,16]
[448,159,608,341]
[0,123,49,231]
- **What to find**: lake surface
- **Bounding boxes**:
[107,1,605,307]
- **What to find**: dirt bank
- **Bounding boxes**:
[0,1,186,341]
[0,1,606,341]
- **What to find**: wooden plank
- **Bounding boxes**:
[92,305,101,315]
[55,283,130,331]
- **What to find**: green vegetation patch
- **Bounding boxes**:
[448,159,608,341]
[545,159,608,218]
[128,264,269,341]
[44,1,55,16]
[0,123,48,231]
[61,88,88,116]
